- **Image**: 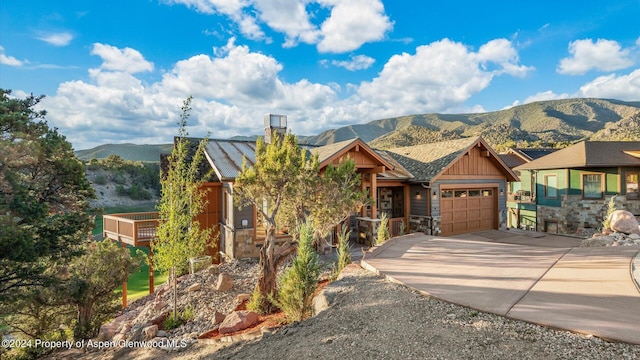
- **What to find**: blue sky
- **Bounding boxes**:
[1,0,639,150]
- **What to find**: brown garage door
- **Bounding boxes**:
[440,188,496,236]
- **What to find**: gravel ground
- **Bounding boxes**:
[210,266,640,360]
[45,261,640,360]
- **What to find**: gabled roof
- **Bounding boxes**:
[498,153,527,168]
[386,136,518,182]
[515,141,640,171]
[311,138,395,171]
[499,148,559,169]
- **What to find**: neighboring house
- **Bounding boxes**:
[104,115,519,259]
[499,148,559,229]
[513,141,640,234]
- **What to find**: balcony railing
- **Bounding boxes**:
[103,212,159,247]
[507,193,536,203]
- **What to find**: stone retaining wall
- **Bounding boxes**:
[537,195,640,234]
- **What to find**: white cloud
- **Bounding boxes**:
[36,32,74,46]
[164,0,266,40]
[523,91,570,103]
[576,68,640,101]
[355,38,532,117]
[316,0,393,53]
[91,43,154,73]
[329,54,375,71]
[477,38,533,77]
[0,46,26,66]
[557,39,634,75]
[253,0,319,47]
[41,37,533,150]
[165,0,392,53]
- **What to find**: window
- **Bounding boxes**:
[626,172,639,200]
[583,174,603,199]
[468,190,481,197]
[544,175,558,198]
[454,190,467,198]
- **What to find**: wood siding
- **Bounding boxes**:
[195,182,222,262]
[442,146,505,177]
[410,184,429,216]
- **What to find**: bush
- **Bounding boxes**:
[602,195,619,230]
[336,226,352,275]
[376,212,390,245]
[163,305,194,330]
[94,174,108,185]
[272,221,320,322]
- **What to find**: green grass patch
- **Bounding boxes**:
[117,246,168,304]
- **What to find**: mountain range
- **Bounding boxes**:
[75,98,640,162]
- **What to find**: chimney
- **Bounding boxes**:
[264,114,287,144]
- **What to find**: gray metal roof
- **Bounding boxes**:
[205,140,257,181]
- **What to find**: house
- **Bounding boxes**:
[513,141,640,234]
[499,148,559,229]
[104,115,519,260]
[206,117,518,257]
[385,137,518,236]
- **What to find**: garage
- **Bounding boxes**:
[440,188,497,236]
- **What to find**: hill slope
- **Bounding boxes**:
[309,98,640,147]
[76,99,640,160]
[75,143,173,162]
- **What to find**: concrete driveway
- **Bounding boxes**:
[361,230,640,344]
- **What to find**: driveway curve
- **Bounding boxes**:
[361,230,640,344]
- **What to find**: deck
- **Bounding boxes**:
[103,212,159,247]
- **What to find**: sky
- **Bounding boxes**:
[1,1,639,150]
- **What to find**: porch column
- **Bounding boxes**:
[121,241,127,308]
[404,184,410,230]
[371,172,377,219]
[360,174,367,217]
[148,246,154,294]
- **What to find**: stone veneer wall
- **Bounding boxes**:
[537,195,640,234]
[409,215,441,235]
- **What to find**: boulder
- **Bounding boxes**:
[236,293,251,303]
[143,324,158,340]
[216,273,234,292]
[608,210,640,234]
[580,236,615,247]
[218,310,259,335]
[150,311,169,327]
[188,283,201,292]
[213,311,226,325]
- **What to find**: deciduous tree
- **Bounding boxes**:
[152,96,212,320]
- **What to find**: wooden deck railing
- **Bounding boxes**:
[103,212,159,247]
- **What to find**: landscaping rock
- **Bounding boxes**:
[216,273,234,291]
[143,324,158,340]
[218,310,258,334]
[157,330,169,338]
[151,311,169,327]
[213,311,226,325]
[580,236,615,247]
[236,293,251,303]
[188,283,202,292]
[608,210,640,234]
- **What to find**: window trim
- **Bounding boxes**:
[544,174,558,199]
[581,172,604,200]
[625,171,639,200]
